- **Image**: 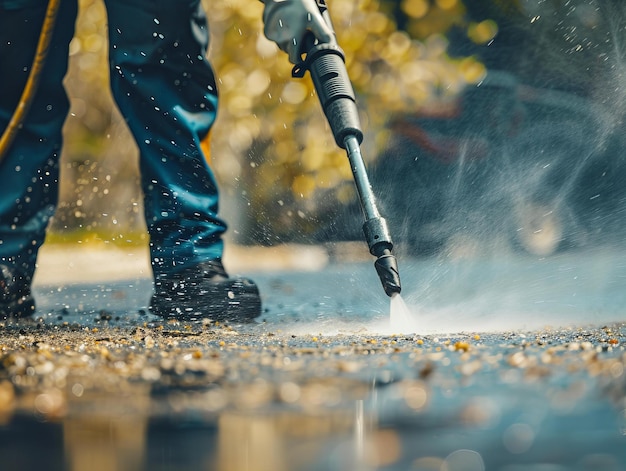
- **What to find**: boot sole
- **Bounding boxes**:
[149,277,262,322]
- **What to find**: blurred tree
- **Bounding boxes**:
[50,0,486,245]
[206,0,485,244]
[52,0,143,244]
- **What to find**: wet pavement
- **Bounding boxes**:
[1,247,625,470]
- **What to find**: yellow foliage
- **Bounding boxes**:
[53,0,486,241]
[402,0,429,19]
[291,174,317,198]
[458,57,488,83]
[467,19,498,44]
[437,0,459,10]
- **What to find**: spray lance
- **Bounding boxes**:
[291,0,401,297]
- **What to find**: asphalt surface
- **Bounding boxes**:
[0,246,625,471]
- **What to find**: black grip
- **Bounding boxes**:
[308,50,363,148]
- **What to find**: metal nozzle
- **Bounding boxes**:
[294,4,403,299]
[362,217,401,296]
[374,249,401,297]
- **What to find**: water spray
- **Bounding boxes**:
[292,0,401,297]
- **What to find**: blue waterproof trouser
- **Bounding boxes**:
[0,0,226,281]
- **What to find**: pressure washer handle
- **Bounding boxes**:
[291,2,402,297]
[292,9,363,148]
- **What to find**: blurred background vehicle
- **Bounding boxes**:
[356,71,626,257]
[324,0,626,258]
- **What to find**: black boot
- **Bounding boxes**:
[149,260,261,322]
[0,264,35,319]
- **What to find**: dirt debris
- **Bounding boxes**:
[0,317,623,422]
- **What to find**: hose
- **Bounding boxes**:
[0,0,62,164]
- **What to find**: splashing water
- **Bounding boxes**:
[389,293,420,334]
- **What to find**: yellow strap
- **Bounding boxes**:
[0,0,62,164]
[200,130,212,164]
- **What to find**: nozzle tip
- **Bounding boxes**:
[374,253,401,297]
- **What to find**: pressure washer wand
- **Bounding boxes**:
[292,1,401,296]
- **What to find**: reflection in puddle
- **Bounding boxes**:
[64,416,147,471]
[0,376,624,471]
[0,384,370,471]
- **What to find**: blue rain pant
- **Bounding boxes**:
[0,0,226,281]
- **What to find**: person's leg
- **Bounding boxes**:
[104,0,225,278]
[104,0,261,320]
[0,0,78,317]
